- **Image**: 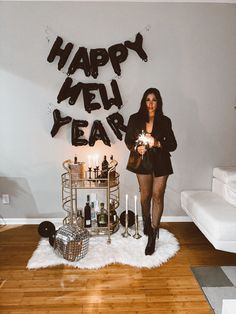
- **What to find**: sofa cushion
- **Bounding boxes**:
[213,167,236,184]
[212,178,236,206]
[181,190,236,242]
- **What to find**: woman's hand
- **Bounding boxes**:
[137,145,147,155]
[146,134,155,148]
[146,134,161,148]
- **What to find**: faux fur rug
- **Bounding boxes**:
[27,227,179,269]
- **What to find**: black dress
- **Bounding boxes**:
[125,113,177,177]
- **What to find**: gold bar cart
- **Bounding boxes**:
[61,160,120,244]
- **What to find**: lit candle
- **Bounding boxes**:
[95,155,99,167]
[125,194,128,215]
[92,155,96,169]
[88,155,92,168]
[134,195,137,216]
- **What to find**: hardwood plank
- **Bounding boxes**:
[1,223,236,313]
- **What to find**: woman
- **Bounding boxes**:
[125,88,177,255]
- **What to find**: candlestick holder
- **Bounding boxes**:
[133,214,142,239]
[88,167,92,180]
[122,213,131,237]
[93,168,97,179]
[96,166,99,179]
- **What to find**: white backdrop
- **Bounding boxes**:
[0,1,236,220]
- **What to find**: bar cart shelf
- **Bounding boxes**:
[61,159,120,244]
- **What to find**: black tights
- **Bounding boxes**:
[137,174,168,229]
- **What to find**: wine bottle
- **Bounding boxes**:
[86,194,90,204]
[101,155,109,178]
[84,195,91,228]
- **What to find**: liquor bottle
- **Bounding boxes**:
[101,155,109,178]
[94,200,100,215]
[84,195,91,228]
[109,199,117,224]
[76,209,84,229]
[90,201,96,226]
[109,155,116,181]
[109,155,116,167]
[97,202,108,227]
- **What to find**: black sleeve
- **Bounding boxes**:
[160,117,177,152]
[124,116,138,152]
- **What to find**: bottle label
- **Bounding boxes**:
[113,215,117,222]
[86,220,91,224]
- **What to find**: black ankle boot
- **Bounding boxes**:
[143,216,151,235]
[145,227,158,256]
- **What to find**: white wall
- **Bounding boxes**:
[0,2,236,220]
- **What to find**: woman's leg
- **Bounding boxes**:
[136,174,153,234]
[151,175,169,231]
[145,175,169,255]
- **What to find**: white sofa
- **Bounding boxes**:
[181,167,236,253]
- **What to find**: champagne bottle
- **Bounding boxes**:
[84,195,91,228]
[97,202,108,227]
[101,155,109,178]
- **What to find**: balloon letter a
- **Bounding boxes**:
[89,120,111,147]
[67,47,91,77]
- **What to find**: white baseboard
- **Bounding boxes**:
[1,216,192,225]
[161,216,192,222]
[0,218,63,225]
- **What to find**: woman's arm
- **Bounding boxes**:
[159,117,177,152]
[125,115,138,152]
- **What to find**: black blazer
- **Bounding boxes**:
[125,113,177,176]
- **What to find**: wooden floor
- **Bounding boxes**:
[0,223,236,314]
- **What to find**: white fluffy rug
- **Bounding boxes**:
[27,227,179,269]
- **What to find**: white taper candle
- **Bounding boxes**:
[95,154,99,167]
[134,195,137,216]
[88,155,92,168]
[125,194,128,214]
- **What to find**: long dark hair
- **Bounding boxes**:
[138,88,163,122]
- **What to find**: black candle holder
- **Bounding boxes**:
[96,166,99,179]
[88,167,92,180]
[93,168,97,179]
